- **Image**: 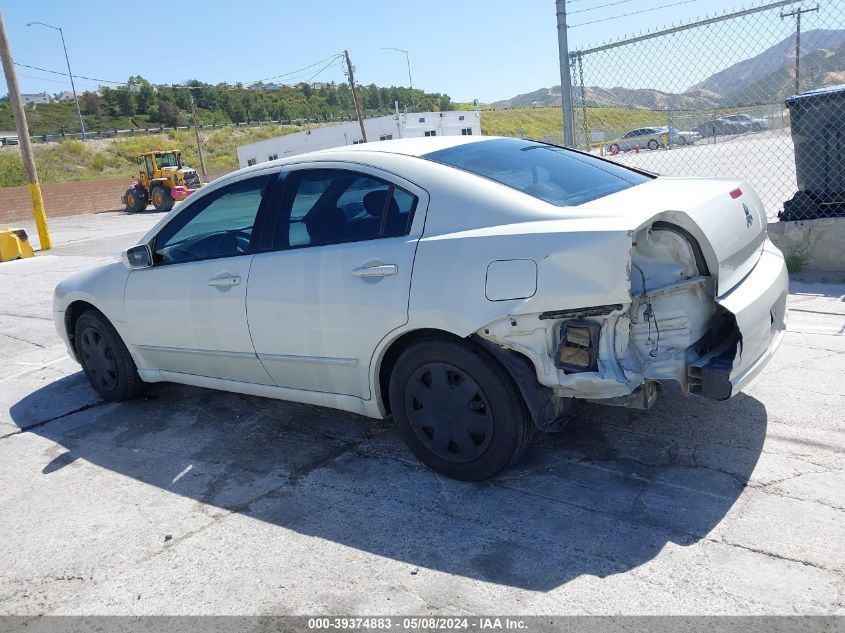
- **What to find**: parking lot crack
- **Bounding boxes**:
[707,537,839,572]
[0,332,46,349]
[0,400,106,440]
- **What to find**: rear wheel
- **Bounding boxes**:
[124,186,147,213]
[647,138,660,150]
[74,310,143,402]
[389,338,534,481]
[151,185,174,212]
[609,143,621,154]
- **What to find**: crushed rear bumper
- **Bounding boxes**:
[690,238,788,399]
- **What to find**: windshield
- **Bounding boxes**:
[156,152,180,168]
[424,138,652,207]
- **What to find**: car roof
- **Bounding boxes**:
[311,134,489,158]
[226,135,502,181]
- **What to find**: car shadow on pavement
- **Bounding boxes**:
[12,374,767,591]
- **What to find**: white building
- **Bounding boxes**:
[22,92,50,105]
[55,91,76,102]
[237,110,482,168]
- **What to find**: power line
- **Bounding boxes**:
[570,0,698,27]
[247,53,344,84]
[568,0,636,16]
[13,61,123,84]
[303,55,344,83]
[8,53,347,92]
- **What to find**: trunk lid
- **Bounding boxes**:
[577,176,767,295]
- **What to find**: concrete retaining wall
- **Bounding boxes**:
[768,218,845,272]
[0,168,235,225]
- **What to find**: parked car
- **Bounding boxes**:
[606,127,667,152]
[695,117,751,137]
[53,136,788,481]
[661,126,702,146]
[605,126,699,153]
[720,113,771,132]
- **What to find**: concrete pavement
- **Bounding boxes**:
[1,210,843,615]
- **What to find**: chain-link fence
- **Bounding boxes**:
[571,0,845,221]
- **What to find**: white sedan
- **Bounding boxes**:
[53,136,788,480]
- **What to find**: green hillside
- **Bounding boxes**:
[0,124,305,187]
[482,107,662,142]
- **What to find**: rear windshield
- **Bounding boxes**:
[424,137,652,207]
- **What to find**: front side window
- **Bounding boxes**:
[156,152,179,168]
[275,169,417,248]
[153,175,270,264]
[424,138,652,207]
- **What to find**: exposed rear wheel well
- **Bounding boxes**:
[64,300,101,355]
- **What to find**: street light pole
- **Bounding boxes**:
[381,47,415,112]
[27,21,86,140]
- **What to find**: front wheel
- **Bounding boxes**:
[151,186,174,212]
[389,338,534,481]
[74,310,144,401]
[647,138,660,150]
[124,187,147,213]
[609,143,621,154]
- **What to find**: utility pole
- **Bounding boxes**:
[556,0,575,147]
[27,21,85,140]
[781,5,819,95]
[344,49,367,143]
[189,95,208,183]
[0,12,51,249]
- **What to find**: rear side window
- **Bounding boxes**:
[275,169,417,248]
[424,138,652,207]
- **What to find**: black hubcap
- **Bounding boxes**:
[404,362,494,463]
[79,327,118,391]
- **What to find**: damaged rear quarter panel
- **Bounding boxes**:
[407,221,634,337]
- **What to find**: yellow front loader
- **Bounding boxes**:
[122,148,201,213]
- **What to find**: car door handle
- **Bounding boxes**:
[208,275,241,287]
[351,264,398,278]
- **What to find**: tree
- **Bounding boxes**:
[439,93,452,111]
[80,91,102,115]
[116,89,135,116]
[136,84,153,114]
[155,100,184,127]
[100,87,119,108]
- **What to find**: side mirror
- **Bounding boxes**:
[121,244,153,269]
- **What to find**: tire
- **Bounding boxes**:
[74,310,144,402]
[151,185,174,212]
[647,138,660,150]
[389,337,534,481]
[124,186,147,213]
[609,143,620,154]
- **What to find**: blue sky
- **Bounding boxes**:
[0,0,772,103]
